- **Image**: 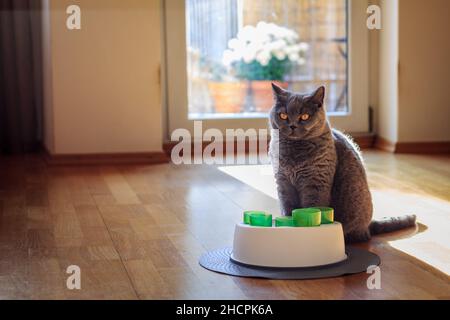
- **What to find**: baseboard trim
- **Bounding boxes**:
[44,150,170,166]
[375,137,450,154]
[374,136,397,153]
[347,132,376,149]
[42,135,447,166]
[395,141,450,154]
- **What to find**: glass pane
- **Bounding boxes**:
[186,0,348,119]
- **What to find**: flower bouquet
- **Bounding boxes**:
[222,22,309,112]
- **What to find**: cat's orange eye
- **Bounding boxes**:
[299,114,310,121]
[279,113,288,120]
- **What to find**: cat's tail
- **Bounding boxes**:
[369,214,417,235]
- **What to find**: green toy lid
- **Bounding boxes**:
[292,208,322,227]
[275,216,295,227]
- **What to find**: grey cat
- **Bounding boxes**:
[269,83,416,242]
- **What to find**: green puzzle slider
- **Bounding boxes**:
[243,207,334,227]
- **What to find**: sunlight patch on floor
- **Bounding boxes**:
[372,189,450,275]
[218,164,450,275]
[218,165,278,199]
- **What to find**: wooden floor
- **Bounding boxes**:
[0,150,449,299]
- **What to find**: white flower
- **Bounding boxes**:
[288,52,300,62]
[256,21,268,28]
[286,30,299,41]
[256,49,271,66]
[243,49,256,63]
[228,38,240,50]
[221,22,309,68]
[286,45,298,55]
[272,39,287,50]
[253,33,269,46]
[256,21,270,34]
[274,50,286,60]
[259,58,270,66]
[237,25,256,42]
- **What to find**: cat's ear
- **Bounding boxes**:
[271,83,288,101]
[310,86,325,107]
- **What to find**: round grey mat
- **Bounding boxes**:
[199,246,380,280]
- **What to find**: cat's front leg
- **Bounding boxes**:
[297,183,332,208]
[276,174,300,216]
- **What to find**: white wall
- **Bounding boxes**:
[398,0,450,142]
[377,0,399,143]
[376,0,450,144]
[42,0,163,154]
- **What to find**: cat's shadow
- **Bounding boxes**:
[351,222,428,251]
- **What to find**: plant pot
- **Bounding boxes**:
[250,81,288,112]
[208,82,247,114]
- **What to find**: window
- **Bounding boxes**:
[165,0,369,136]
[186,0,348,119]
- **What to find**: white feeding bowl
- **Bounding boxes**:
[231,221,347,268]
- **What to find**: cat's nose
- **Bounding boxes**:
[290,125,297,130]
